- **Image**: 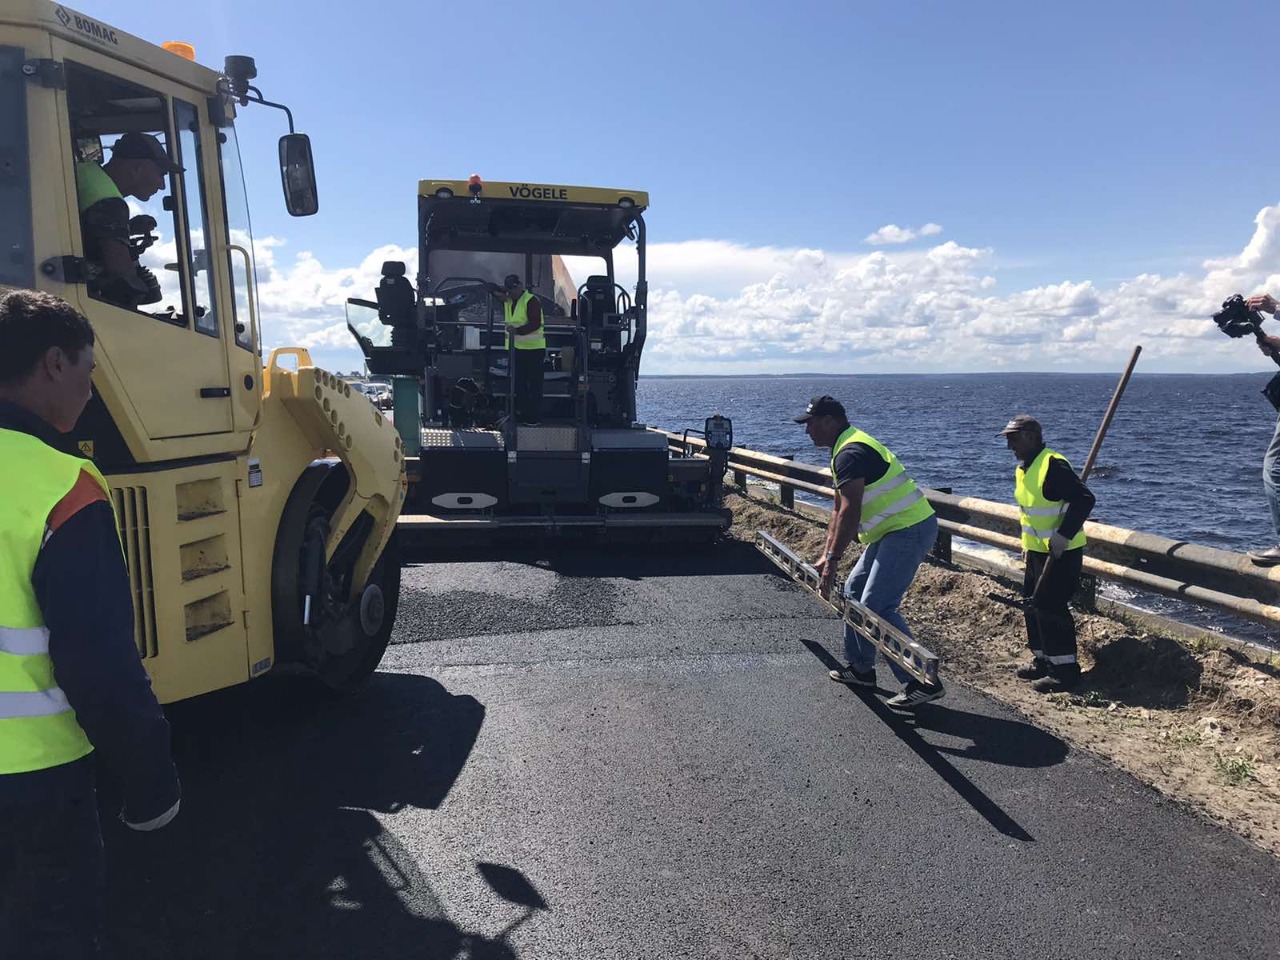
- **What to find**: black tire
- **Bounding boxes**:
[271,464,401,694]
[313,530,401,694]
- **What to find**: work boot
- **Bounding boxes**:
[1016,657,1050,681]
[1248,546,1280,566]
[1032,666,1081,694]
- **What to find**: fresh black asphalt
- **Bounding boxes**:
[102,540,1280,958]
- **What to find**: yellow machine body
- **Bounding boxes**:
[1,2,406,702]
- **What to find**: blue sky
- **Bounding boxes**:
[94,0,1280,374]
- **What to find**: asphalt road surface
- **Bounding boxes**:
[103,540,1280,959]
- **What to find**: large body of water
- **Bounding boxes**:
[637,372,1280,646]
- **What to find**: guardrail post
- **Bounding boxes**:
[1076,572,1097,613]
[930,487,952,563]
[780,455,795,509]
[734,467,747,489]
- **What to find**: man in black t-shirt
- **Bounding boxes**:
[798,395,945,709]
[1001,414,1096,692]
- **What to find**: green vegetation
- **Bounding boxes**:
[1215,754,1256,787]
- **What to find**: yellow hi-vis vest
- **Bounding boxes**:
[503,290,546,351]
[830,426,935,545]
[1016,447,1088,554]
[0,428,113,774]
[75,161,123,213]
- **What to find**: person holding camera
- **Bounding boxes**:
[1245,292,1280,565]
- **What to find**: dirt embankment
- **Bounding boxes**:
[727,490,1280,857]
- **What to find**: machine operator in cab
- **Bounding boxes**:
[493,273,546,425]
[75,132,179,309]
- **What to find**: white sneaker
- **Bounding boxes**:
[886,680,945,709]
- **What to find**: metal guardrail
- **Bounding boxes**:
[756,531,940,685]
[657,429,1280,629]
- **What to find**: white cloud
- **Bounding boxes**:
[864,222,946,245]
[229,205,1280,376]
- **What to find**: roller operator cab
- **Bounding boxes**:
[0,2,407,698]
[348,177,731,546]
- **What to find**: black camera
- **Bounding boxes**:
[1211,294,1266,339]
[1211,294,1280,410]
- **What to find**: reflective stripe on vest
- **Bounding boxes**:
[503,290,547,351]
[1015,447,1087,554]
[0,428,112,773]
[830,426,935,545]
[75,161,123,213]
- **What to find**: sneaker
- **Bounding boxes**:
[829,666,877,687]
[1249,546,1280,566]
[886,680,946,709]
[1032,669,1081,694]
[1015,657,1049,681]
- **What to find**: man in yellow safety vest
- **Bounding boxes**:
[494,273,546,425]
[0,290,180,957]
[1000,414,1096,693]
[75,132,178,308]
[798,396,946,709]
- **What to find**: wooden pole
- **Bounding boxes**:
[1030,344,1142,602]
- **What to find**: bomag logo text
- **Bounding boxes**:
[55,7,119,45]
[508,185,569,201]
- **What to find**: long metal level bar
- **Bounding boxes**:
[755,531,940,686]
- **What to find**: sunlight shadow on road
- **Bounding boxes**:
[800,638,1043,842]
[101,672,542,959]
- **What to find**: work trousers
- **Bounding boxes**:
[512,348,545,424]
[1023,547,1083,669]
[843,513,938,685]
[0,757,105,959]
[1263,411,1280,543]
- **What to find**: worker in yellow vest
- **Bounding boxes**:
[1000,414,1096,693]
[74,132,177,308]
[494,273,547,425]
[0,290,180,957]
[797,396,946,708]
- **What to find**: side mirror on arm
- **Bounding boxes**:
[279,133,318,216]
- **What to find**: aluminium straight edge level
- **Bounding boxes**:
[755,531,940,686]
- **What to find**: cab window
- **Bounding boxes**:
[0,45,33,289]
[64,62,189,325]
[173,99,218,337]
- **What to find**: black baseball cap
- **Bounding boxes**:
[794,395,846,423]
[503,273,523,289]
[111,132,182,174]
[997,414,1042,437]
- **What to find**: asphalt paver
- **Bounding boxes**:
[103,541,1280,958]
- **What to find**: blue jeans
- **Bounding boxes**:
[1264,413,1280,543]
[842,513,938,685]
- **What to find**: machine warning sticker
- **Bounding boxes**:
[77,440,94,458]
[248,457,263,488]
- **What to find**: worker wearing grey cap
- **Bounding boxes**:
[74,132,181,308]
[797,395,945,708]
[1000,414,1096,692]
